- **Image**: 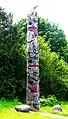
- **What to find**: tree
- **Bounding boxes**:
[38,18,68,62]
[0,7,16,98]
[15,19,27,45]
[39,36,68,100]
[0,7,26,99]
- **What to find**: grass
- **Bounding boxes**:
[40,101,68,117]
[0,99,68,119]
[0,99,55,119]
[0,110,53,119]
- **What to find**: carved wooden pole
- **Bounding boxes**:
[26,6,40,111]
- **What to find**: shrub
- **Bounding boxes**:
[40,95,59,106]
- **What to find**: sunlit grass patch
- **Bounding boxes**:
[0,108,54,119]
[0,99,68,119]
[41,101,68,117]
[0,99,54,119]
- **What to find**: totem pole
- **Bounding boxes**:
[27,6,40,111]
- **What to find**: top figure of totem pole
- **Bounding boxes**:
[27,6,40,111]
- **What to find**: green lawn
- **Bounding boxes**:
[0,99,68,119]
[41,101,68,117]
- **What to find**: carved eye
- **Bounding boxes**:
[33,18,37,23]
[29,21,32,25]
[29,59,32,63]
[29,80,33,85]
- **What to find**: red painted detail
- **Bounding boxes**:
[28,26,37,29]
[29,64,39,67]
[28,28,38,36]
[28,86,39,92]
[33,29,38,36]
[28,24,38,36]
[28,24,37,29]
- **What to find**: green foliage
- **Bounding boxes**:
[0,98,22,109]
[38,18,68,62]
[40,95,59,106]
[0,7,26,100]
[15,19,27,45]
[39,36,68,100]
